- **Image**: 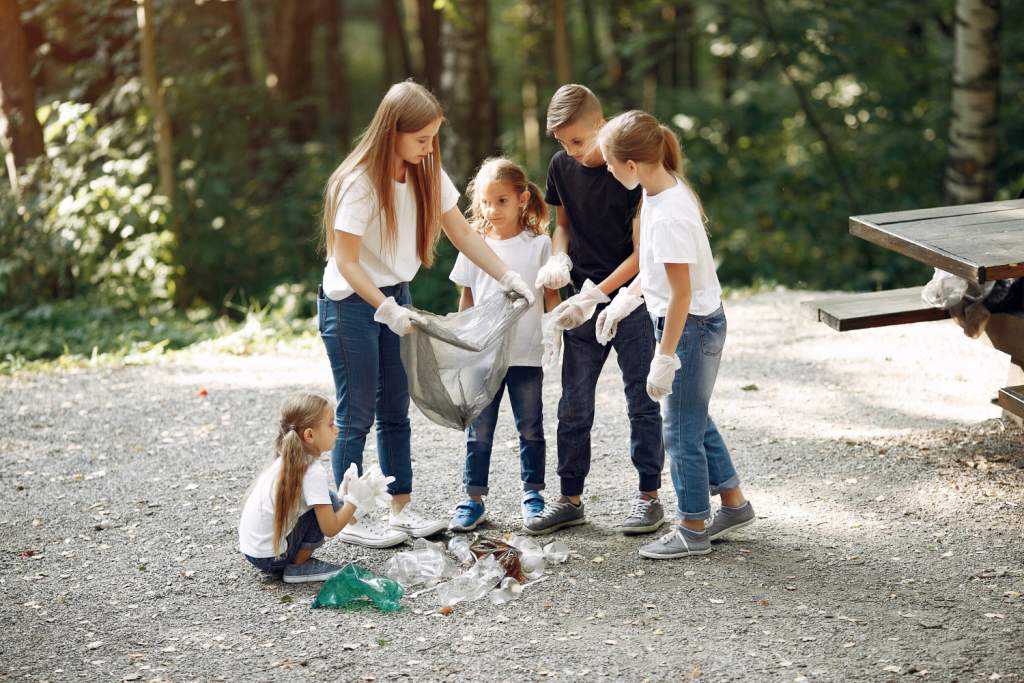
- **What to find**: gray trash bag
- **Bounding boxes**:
[400,291,530,430]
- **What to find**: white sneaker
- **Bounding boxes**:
[337,517,409,548]
[389,503,446,538]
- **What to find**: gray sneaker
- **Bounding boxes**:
[282,558,343,583]
[706,501,755,541]
[523,496,586,535]
[619,493,665,535]
[638,526,711,559]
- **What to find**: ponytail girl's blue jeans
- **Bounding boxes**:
[654,304,739,521]
[318,283,413,494]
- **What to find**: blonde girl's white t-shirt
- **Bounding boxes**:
[322,167,460,301]
[639,179,722,317]
[449,231,550,367]
[238,457,333,558]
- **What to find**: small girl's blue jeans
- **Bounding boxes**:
[654,305,739,521]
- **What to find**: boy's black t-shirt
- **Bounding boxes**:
[544,150,643,290]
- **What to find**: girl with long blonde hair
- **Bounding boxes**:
[238,393,392,582]
[447,158,561,532]
[597,110,754,559]
[317,81,535,547]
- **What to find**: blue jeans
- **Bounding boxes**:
[557,301,663,496]
[244,491,341,574]
[318,283,413,494]
[655,305,739,521]
[464,366,546,496]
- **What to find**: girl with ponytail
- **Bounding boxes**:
[597,111,755,559]
[238,393,394,582]
[446,157,562,532]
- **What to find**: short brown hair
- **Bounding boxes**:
[546,84,602,133]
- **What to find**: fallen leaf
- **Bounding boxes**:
[741,384,759,391]
[86,641,103,650]
[438,607,453,616]
[198,388,208,397]
[984,613,1005,619]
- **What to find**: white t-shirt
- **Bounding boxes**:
[639,179,722,317]
[238,458,333,558]
[449,231,550,367]
[322,168,460,301]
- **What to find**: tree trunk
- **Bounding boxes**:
[380,0,414,83]
[322,0,348,144]
[440,0,497,188]
[236,0,268,87]
[676,0,698,90]
[417,0,442,91]
[137,0,174,204]
[0,0,44,190]
[273,0,317,140]
[213,0,251,85]
[552,0,571,84]
[945,0,1001,204]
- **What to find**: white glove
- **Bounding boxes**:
[373,296,421,336]
[551,280,609,330]
[360,464,395,508]
[339,463,360,497]
[498,270,537,306]
[342,475,376,518]
[534,253,572,290]
[646,353,681,402]
[541,311,563,371]
[595,288,643,345]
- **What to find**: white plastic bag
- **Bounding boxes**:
[921,268,992,310]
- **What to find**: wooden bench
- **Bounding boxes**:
[997,386,1024,420]
[802,287,950,332]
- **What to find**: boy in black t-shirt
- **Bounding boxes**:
[525,84,665,536]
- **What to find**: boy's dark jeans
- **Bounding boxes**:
[556,302,663,496]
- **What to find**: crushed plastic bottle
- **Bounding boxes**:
[448,536,476,565]
[488,577,523,605]
[310,563,403,612]
[507,535,546,580]
[383,538,456,588]
[543,540,570,564]
[436,554,506,607]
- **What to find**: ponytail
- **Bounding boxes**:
[522,181,549,235]
[269,393,330,557]
[660,125,682,176]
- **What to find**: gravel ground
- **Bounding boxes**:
[1,290,1022,682]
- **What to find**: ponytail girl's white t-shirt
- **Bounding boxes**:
[238,458,333,558]
[639,179,722,317]
[322,167,460,301]
[449,230,551,366]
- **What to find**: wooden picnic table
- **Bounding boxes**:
[850,198,1024,284]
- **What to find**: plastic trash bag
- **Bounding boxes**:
[310,563,403,612]
[922,268,992,309]
[401,291,530,430]
[383,538,456,588]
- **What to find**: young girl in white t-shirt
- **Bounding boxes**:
[238,394,392,583]
[596,111,755,559]
[318,82,535,549]
[446,158,562,531]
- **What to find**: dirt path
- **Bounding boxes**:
[1,290,1021,682]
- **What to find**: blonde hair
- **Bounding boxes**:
[465,157,548,237]
[321,81,445,267]
[546,83,603,133]
[598,110,708,225]
[271,393,331,557]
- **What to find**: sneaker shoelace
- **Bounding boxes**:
[395,505,431,526]
[628,496,653,520]
[536,500,571,521]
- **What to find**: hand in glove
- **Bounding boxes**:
[551,281,610,330]
[534,253,573,290]
[646,353,681,402]
[373,296,422,336]
[341,475,376,518]
[541,311,563,371]
[595,288,643,345]
[360,464,395,507]
[498,270,537,306]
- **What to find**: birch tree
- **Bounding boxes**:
[944,0,1001,204]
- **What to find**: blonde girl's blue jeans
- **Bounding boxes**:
[654,305,739,521]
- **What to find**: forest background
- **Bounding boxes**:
[0,0,1019,367]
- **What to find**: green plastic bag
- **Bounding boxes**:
[310,563,403,612]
